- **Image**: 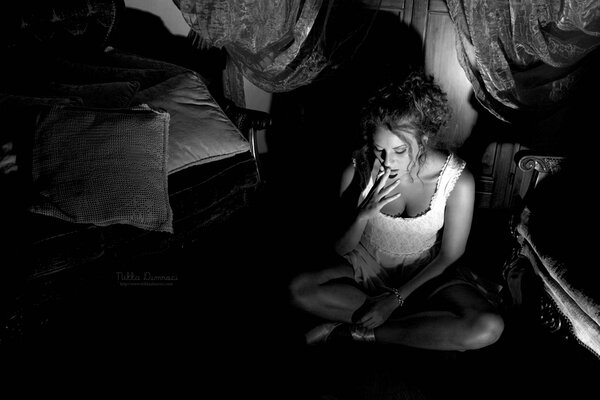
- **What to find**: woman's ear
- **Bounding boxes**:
[422,135,429,145]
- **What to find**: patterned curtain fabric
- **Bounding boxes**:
[173,0,378,104]
[447,0,600,122]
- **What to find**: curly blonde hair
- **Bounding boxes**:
[352,69,451,189]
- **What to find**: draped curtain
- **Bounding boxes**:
[172,0,600,121]
[446,0,600,123]
[173,0,378,106]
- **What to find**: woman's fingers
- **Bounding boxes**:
[362,321,376,329]
[380,192,402,206]
[360,317,381,330]
[358,313,372,325]
[363,167,386,203]
[359,313,382,327]
[367,320,383,329]
[360,168,401,217]
[380,180,400,197]
[375,167,391,191]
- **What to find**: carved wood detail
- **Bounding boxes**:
[517,153,566,174]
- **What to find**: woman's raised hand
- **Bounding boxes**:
[357,167,401,220]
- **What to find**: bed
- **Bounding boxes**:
[0,0,270,334]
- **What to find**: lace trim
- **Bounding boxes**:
[445,157,465,200]
[381,153,453,221]
[362,230,439,257]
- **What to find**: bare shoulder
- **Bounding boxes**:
[457,165,474,188]
[449,164,475,204]
[340,161,356,196]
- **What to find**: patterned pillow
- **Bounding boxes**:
[132,72,250,174]
[29,104,173,232]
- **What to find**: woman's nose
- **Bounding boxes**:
[382,150,392,167]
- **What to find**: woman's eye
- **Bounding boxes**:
[374,148,382,153]
[395,149,406,155]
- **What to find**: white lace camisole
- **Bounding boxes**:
[343,152,466,295]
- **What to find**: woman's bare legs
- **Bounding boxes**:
[289,261,367,323]
[375,284,504,351]
[290,268,504,351]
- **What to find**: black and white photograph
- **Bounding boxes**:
[1,0,599,398]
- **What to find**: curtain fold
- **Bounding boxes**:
[173,0,378,99]
[447,0,600,122]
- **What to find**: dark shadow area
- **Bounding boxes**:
[254,8,600,399]
[110,7,227,97]
[264,9,424,258]
[461,46,600,161]
[457,91,522,178]
[5,2,600,397]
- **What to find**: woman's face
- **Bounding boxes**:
[372,126,420,179]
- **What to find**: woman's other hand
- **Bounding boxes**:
[353,292,399,329]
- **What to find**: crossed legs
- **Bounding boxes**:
[289,261,504,351]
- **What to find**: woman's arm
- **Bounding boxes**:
[333,163,401,256]
[395,168,475,299]
[333,163,369,256]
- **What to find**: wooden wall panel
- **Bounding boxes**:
[429,0,448,12]
[350,0,521,209]
[423,9,478,149]
[355,0,405,9]
[354,0,406,25]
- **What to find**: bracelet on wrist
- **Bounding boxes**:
[390,288,405,307]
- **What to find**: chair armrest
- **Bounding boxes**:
[515,151,567,175]
[220,98,272,182]
[514,150,568,204]
[223,102,272,136]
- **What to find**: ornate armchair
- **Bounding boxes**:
[503,151,600,360]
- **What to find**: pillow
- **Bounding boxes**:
[132,72,251,174]
[29,104,173,233]
[45,81,141,108]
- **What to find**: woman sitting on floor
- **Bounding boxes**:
[289,69,504,350]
